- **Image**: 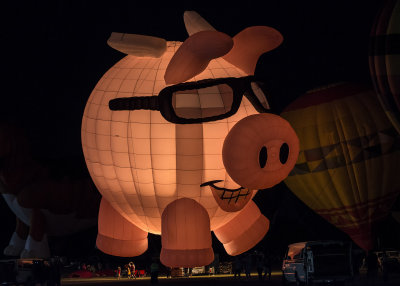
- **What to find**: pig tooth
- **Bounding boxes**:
[234,188,249,203]
[227,191,235,204]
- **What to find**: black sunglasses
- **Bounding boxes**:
[108,76,271,124]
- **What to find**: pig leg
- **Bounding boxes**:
[21,208,51,258]
[214,200,269,256]
[160,198,214,267]
[3,217,28,256]
[96,198,148,257]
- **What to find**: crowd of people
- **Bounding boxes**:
[116,262,136,280]
[232,251,272,281]
[5,248,395,285]
[112,250,274,282]
[115,259,159,283]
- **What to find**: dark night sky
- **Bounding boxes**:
[2,0,381,158]
[2,0,399,261]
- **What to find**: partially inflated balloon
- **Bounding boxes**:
[369,0,400,133]
[281,83,400,250]
[0,124,100,259]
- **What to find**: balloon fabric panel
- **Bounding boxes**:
[82,45,257,235]
[369,0,400,133]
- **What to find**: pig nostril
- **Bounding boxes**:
[280,143,289,164]
[259,146,268,168]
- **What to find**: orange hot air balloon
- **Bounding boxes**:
[81,11,299,267]
[281,83,400,251]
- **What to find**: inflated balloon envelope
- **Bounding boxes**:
[81,11,299,267]
[0,124,100,259]
[282,83,400,251]
[369,0,400,134]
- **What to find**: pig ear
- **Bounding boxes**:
[164,31,233,85]
[107,32,167,58]
[223,26,283,75]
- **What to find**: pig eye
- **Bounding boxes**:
[280,143,289,164]
[259,146,268,168]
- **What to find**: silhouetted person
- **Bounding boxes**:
[129,262,136,278]
[213,253,220,274]
[150,260,160,284]
[126,264,131,279]
[352,250,364,284]
[381,252,389,283]
[45,261,54,286]
[116,266,121,280]
[244,253,252,278]
[166,266,171,278]
[54,259,61,286]
[264,254,272,280]
[97,261,103,272]
[233,256,242,278]
[256,252,265,281]
[46,258,61,286]
[366,251,378,285]
[33,260,46,286]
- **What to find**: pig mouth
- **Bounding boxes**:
[200,180,253,212]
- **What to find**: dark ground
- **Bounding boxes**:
[61,272,400,286]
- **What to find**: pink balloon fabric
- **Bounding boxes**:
[82,13,297,266]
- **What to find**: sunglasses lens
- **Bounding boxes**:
[251,82,270,110]
[172,84,234,120]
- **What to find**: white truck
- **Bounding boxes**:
[282,241,353,285]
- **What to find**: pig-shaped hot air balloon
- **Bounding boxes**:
[81,11,299,267]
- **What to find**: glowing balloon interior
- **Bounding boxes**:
[81,11,299,267]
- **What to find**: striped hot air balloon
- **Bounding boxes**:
[281,83,400,250]
[369,0,400,133]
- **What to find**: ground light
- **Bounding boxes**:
[62,271,282,285]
